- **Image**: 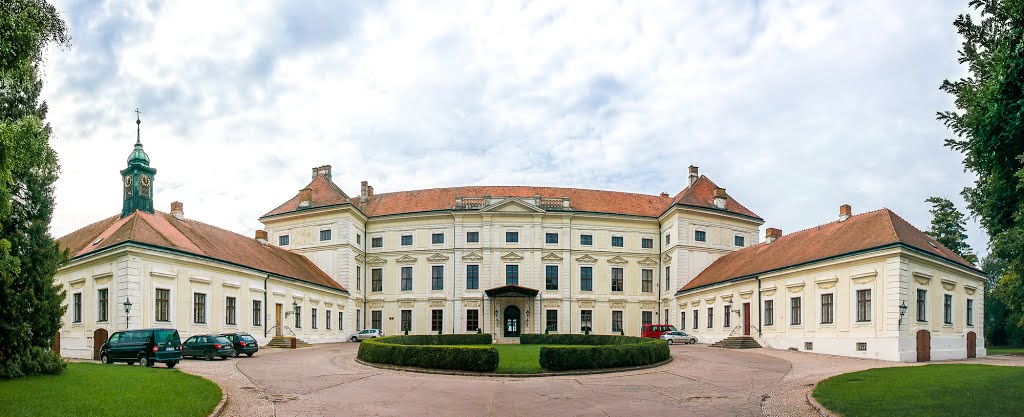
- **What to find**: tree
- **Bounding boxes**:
[924,197,980,264]
[939,0,1024,329]
[0,0,70,378]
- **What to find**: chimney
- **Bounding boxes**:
[562,196,570,208]
[688,165,699,186]
[713,187,727,209]
[660,192,669,198]
[534,194,542,206]
[765,227,782,243]
[360,181,369,203]
[311,165,332,180]
[839,204,852,222]
[367,185,373,197]
[298,188,312,208]
[170,201,184,220]
[255,230,268,244]
[455,196,463,207]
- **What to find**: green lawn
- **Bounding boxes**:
[450,344,589,374]
[813,364,1024,417]
[987,346,1024,355]
[0,362,221,417]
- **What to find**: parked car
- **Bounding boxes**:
[660,331,698,345]
[641,324,678,339]
[99,328,182,368]
[350,329,383,342]
[221,332,259,357]
[182,334,236,360]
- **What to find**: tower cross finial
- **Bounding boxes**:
[135,108,142,145]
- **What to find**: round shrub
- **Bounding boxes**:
[523,334,670,371]
[357,334,499,372]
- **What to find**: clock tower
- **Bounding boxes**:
[120,111,157,217]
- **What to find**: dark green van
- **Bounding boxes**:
[99,328,182,368]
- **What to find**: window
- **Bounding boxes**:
[466,309,479,332]
[581,310,593,332]
[641,238,653,249]
[401,235,413,246]
[312,308,318,329]
[694,230,706,242]
[693,309,699,329]
[326,310,331,330]
[580,267,593,291]
[72,293,82,323]
[194,293,207,324]
[641,269,653,292]
[339,312,344,330]
[944,294,953,324]
[916,289,927,321]
[611,236,624,247]
[665,309,669,325]
[612,311,623,333]
[356,234,361,245]
[821,294,834,324]
[580,234,593,245]
[967,299,974,326]
[356,309,361,330]
[253,300,262,326]
[707,307,714,328]
[279,235,290,246]
[506,265,519,286]
[466,231,479,243]
[401,310,412,332]
[665,266,670,290]
[856,342,868,352]
[371,268,383,292]
[97,289,109,322]
[320,229,331,241]
[226,296,237,325]
[432,265,444,290]
[790,297,801,326]
[356,266,361,290]
[665,234,671,245]
[611,268,624,292]
[805,342,814,351]
[506,231,519,243]
[681,311,686,330]
[371,310,382,330]
[545,265,558,290]
[735,235,745,247]
[856,290,871,322]
[432,233,444,244]
[546,310,558,332]
[401,267,413,291]
[466,265,479,290]
[546,233,558,244]
[723,305,731,328]
[431,309,443,333]
[294,305,302,328]
[156,289,170,322]
[371,237,383,248]
[642,311,653,326]
[764,300,774,326]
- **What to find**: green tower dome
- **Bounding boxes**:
[127,141,150,166]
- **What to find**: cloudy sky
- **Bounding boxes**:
[41,0,987,256]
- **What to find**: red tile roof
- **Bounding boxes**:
[262,175,762,220]
[679,208,980,293]
[57,211,345,293]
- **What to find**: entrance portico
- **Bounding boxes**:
[485,285,539,339]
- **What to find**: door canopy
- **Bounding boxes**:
[484,284,539,298]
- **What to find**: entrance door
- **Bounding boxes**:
[967,331,977,358]
[53,331,60,355]
[275,304,283,336]
[503,305,520,337]
[93,328,108,360]
[916,329,931,362]
[742,303,751,336]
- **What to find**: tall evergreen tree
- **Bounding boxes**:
[924,196,979,264]
[0,0,70,378]
[939,0,1024,328]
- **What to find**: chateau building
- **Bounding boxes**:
[55,121,985,363]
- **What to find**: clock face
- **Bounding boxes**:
[123,176,133,188]
[140,175,150,187]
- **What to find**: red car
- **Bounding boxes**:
[641,324,678,339]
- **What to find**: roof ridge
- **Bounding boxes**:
[882,208,902,243]
[768,207,892,240]
[362,184,674,200]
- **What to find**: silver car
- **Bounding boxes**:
[350,328,383,342]
[660,331,697,345]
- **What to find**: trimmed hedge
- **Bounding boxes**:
[356,334,498,372]
[523,334,671,371]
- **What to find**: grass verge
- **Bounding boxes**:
[449,344,589,374]
[812,364,1024,417]
[0,362,221,417]
[987,346,1024,355]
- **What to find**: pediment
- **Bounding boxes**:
[542,253,563,262]
[638,257,658,267]
[427,253,449,263]
[662,254,672,262]
[366,256,387,266]
[608,256,628,265]
[462,252,483,262]
[354,254,365,263]
[576,254,597,264]
[501,252,524,262]
[482,198,545,213]
[396,255,418,264]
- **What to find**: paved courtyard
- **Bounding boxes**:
[174,343,1024,417]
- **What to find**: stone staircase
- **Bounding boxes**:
[710,336,761,349]
[266,336,312,349]
[493,337,520,344]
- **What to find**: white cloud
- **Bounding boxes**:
[42,0,988,257]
